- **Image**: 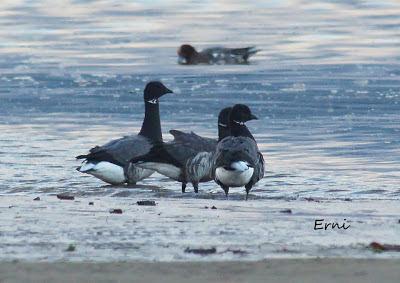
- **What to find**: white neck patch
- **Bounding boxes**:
[147,98,158,104]
[218,123,227,127]
[233,120,245,125]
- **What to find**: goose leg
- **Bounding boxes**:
[245,183,253,200]
[216,180,229,197]
[193,182,199,194]
[222,185,229,197]
[181,182,187,193]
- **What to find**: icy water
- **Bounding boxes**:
[0,0,399,261]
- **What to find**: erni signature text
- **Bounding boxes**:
[314,219,350,230]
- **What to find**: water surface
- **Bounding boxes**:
[0,0,399,261]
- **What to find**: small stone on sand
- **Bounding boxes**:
[65,244,76,252]
[57,194,74,200]
[185,247,216,255]
[137,200,156,206]
[369,242,400,252]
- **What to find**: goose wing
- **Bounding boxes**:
[76,135,152,167]
[169,130,217,152]
[214,136,259,168]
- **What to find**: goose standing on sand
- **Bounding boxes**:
[131,107,232,193]
[76,81,173,185]
[213,104,264,199]
[177,44,259,65]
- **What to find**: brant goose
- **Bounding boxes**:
[178,44,259,65]
[213,104,264,199]
[76,81,173,185]
[131,107,232,193]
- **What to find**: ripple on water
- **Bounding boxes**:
[0,0,399,261]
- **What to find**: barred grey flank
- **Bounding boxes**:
[213,104,265,199]
[125,162,154,184]
[185,152,215,185]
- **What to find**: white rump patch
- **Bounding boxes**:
[79,161,125,185]
[230,161,249,172]
[215,162,254,187]
[79,162,96,172]
[137,162,181,180]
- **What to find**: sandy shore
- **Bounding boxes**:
[1,259,399,283]
[2,195,399,261]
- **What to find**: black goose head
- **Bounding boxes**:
[217,107,232,140]
[139,81,172,142]
[177,44,197,64]
[143,81,173,104]
[229,104,258,125]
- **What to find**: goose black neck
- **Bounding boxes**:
[217,125,230,141]
[139,101,162,142]
[229,119,255,140]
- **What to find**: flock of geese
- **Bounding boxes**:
[76,45,263,199]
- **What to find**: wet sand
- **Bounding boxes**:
[1,0,399,278]
[1,259,399,283]
[1,195,399,261]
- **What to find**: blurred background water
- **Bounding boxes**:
[0,0,399,261]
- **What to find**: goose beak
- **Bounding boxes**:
[165,87,173,94]
[250,114,258,120]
